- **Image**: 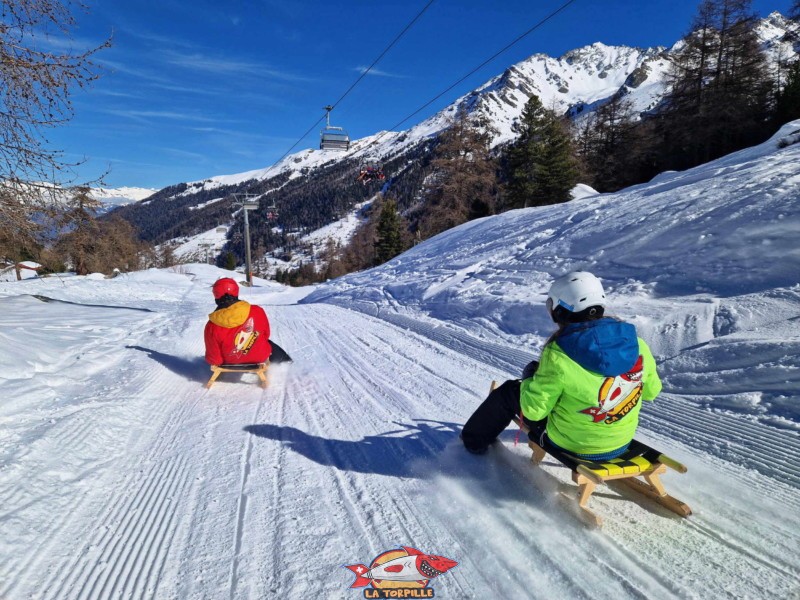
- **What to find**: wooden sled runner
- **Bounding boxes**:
[491,382,691,527]
[206,362,269,388]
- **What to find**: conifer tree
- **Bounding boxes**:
[0,186,41,261]
[576,94,642,192]
[224,252,236,271]
[775,1,800,125]
[503,95,579,209]
[374,198,406,265]
[775,61,800,125]
[790,0,800,23]
[340,202,379,271]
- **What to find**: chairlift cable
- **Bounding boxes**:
[350,0,579,179]
[255,0,577,201]
[263,0,437,173]
[228,0,578,275]
[329,0,436,110]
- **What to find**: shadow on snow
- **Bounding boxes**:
[243,420,597,518]
[244,419,463,479]
[126,345,210,383]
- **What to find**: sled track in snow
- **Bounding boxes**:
[261,308,500,597]
[490,441,800,597]
[252,370,291,597]
[4,290,798,599]
[243,337,400,593]
[313,301,800,500]
[0,402,122,596]
[5,295,214,600]
[39,382,210,600]
[641,396,800,507]
[75,455,192,600]
[0,305,194,600]
[274,305,796,599]
[317,299,534,374]
[227,373,277,600]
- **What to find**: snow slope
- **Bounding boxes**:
[170,226,231,264]
[1,124,799,599]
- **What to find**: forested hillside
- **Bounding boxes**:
[112,140,435,254]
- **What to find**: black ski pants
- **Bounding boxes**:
[461,361,545,452]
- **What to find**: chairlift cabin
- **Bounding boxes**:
[320,105,350,151]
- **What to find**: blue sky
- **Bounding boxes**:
[52,0,794,189]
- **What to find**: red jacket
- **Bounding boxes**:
[204,301,272,365]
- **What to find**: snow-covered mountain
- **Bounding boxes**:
[173,12,796,192]
[91,186,157,209]
[1,120,798,599]
[115,13,797,267]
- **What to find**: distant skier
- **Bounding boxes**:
[461,271,662,459]
[204,278,287,366]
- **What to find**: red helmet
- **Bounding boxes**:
[212,277,239,299]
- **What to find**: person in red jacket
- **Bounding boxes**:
[204,278,272,366]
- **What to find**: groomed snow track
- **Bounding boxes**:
[1,289,799,599]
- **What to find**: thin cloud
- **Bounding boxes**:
[63,153,165,169]
[164,50,313,82]
[99,58,169,82]
[165,52,263,74]
[354,65,407,78]
[190,126,261,137]
[151,82,227,96]
[190,126,297,145]
[102,109,232,124]
[35,33,111,54]
[163,147,208,160]
[89,88,144,99]
[97,59,229,96]
[118,26,199,50]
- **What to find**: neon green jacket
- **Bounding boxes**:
[520,318,661,455]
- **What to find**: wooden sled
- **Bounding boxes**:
[490,382,691,527]
[206,362,269,388]
[523,425,692,528]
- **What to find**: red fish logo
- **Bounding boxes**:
[345,546,458,597]
[581,356,643,424]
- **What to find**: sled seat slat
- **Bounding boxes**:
[579,454,657,478]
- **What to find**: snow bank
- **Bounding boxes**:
[304,120,800,426]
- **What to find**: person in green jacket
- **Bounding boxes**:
[461,271,662,459]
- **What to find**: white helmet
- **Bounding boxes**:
[547,271,606,314]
